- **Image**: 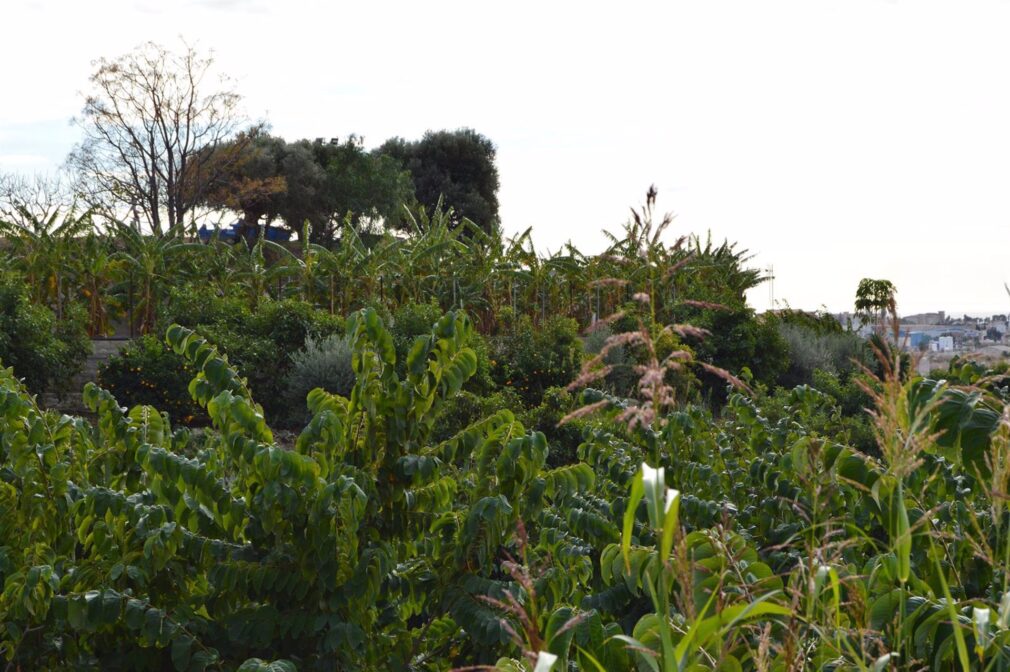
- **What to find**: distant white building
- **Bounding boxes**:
[937,336,954,352]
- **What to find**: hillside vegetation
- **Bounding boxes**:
[4,189,1010,671]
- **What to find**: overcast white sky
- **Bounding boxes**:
[2,0,1010,315]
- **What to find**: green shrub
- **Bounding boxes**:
[491,314,582,406]
[431,387,523,441]
[461,330,495,395]
[97,334,204,424]
[160,285,251,330]
[518,386,586,467]
[105,290,345,425]
[0,275,90,393]
[246,300,344,353]
[197,300,343,424]
[392,301,494,395]
[389,301,444,371]
[753,370,876,455]
[777,323,869,388]
[691,309,789,403]
[284,333,355,421]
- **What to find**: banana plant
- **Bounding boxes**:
[114,222,206,334]
[72,232,125,336]
[236,235,294,309]
[200,235,253,298]
[393,202,469,309]
[0,205,95,320]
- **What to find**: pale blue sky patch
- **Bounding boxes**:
[0,119,79,173]
[0,154,49,169]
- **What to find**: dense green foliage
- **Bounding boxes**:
[0,309,596,669]
[12,42,1010,670]
[378,128,500,233]
[198,133,417,243]
[490,315,583,407]
[0,186,785,409]
[99,291,342,426]
[97,334,204,424]
[0,273,89,393]
[5,298,1010,670]
[8,173,1005,671]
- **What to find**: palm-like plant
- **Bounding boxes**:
[196,233,253,299]
[392,202,469,309]
[0,206,95,320]
[264,221,364,313]
[237,236,294,309]
[331,222,392,314]
[452,222,516,332]
[73,232,125,336]
[678,235,763,305]
[114,222,205,334]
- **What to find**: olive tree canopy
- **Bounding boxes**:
[378,128,500,234]
[196,134,415,244]
[68,41,252,235]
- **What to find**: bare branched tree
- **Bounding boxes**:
[68,41,252,236]
[0,171,74,228]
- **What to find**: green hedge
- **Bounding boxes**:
[0,274,90,393]
[99,289,343,426]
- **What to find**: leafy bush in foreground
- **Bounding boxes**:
[0,309,602,670]
[10,308,1010,670]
